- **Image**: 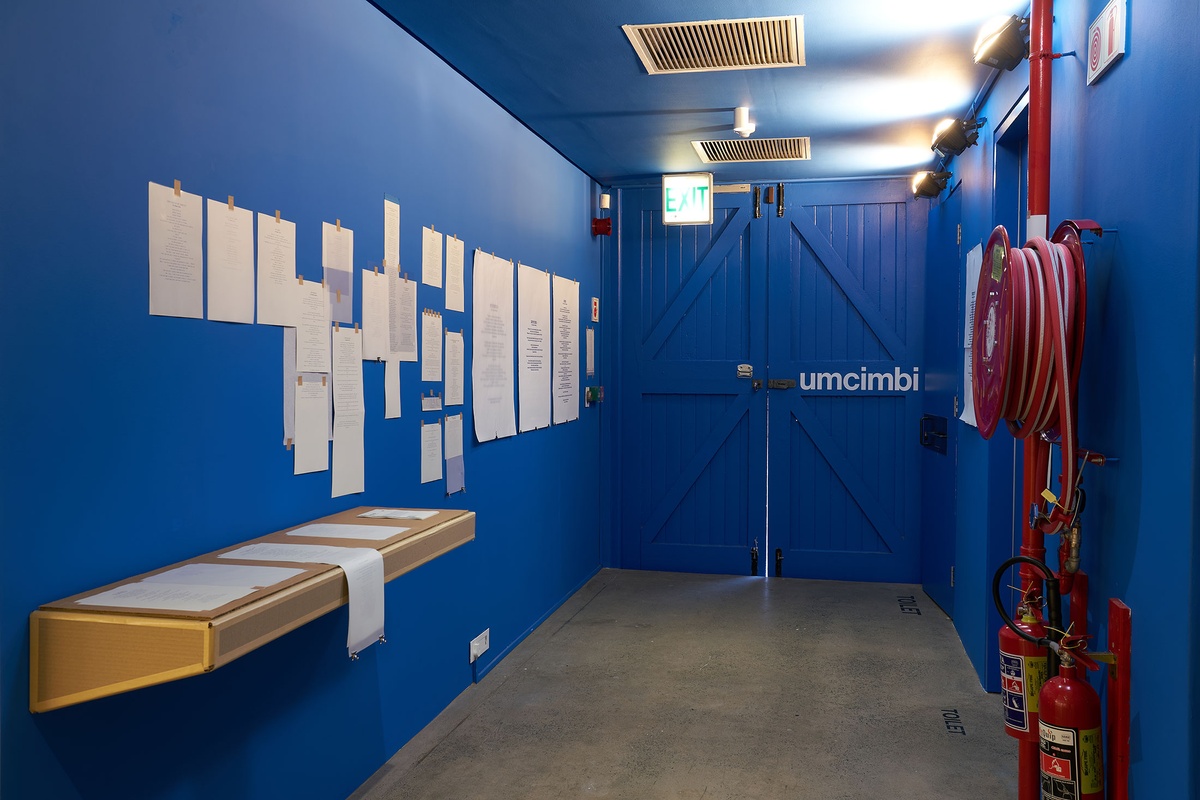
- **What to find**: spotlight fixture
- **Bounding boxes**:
[931,117,985,158]
[974,15,1029,71]
[912,171,951,199]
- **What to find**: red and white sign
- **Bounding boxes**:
[1087,0,1126,85]
[1041,752,1073,780]
[591,297,600,323]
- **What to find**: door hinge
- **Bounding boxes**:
[954,395,960,417]
[957,223,962,246]
[950,565,955,588]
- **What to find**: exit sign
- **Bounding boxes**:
[1087,0,1126,85]
[662,173,713,226]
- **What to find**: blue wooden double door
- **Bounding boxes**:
[618,181,924,582]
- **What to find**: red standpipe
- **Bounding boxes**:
[1028,0,1053,224]
[1020,3,1054,799]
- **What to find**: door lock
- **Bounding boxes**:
[767,379,796,390]
[737,364,753,379]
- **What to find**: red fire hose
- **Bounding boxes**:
[973,221,1087,534]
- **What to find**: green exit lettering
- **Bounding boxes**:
[666,185,710,214]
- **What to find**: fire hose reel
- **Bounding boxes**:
[973,221,1093,535]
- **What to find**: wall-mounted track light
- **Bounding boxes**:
[974,15,1029,71]
[932,117,985,158]
[912,171,951,198]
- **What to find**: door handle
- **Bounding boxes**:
[767,379,796,390]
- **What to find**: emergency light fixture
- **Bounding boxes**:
[912,171,951,198]
[973,15,1029,71]
[662,173,714,225]
[932,117,985,158]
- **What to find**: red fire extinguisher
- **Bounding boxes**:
[993,556,1061,741]
[998,603,1049,739]
[1039,651,1105,800]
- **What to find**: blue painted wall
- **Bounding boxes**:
[929,2,1200,797]
[0,1,602,798]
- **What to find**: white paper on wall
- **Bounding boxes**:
[552,274,579,424]
[385,358,401,419]
[322,221,354,324]
[421,310,443,383]
[471,250,516,442]
[206,198,254,323]
[446,234,465,312]
[422,226,443,288]
[392,274,418,362]
[257,212,297,326]
[362,268,390,361]
[294,375,329,474]
[331,325,365,497]
[294,279,331,373]
[445,330,465,407]
[383,197,400,271]
[421,420,443,483]
[148,181,203,319]
[517,264,551,432]
[445,413,465,494]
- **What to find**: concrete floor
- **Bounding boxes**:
[351,569,1017,800]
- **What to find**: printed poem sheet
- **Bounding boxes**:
[517,264,551,431]
[471,251,516,441]
[148,181,203,318]
[552,274,579,424]
[332,326,365,497]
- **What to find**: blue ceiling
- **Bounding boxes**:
[374,1,1029,186]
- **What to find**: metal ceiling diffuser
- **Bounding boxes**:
[691,137,812,163]
[622,16,805,75]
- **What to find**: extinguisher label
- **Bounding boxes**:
[1025,657,1048,713]
[1079,727,1103,794]
[1040,721,1106,800]
[999,652,1029,731]
[1000,651,1046,731]
[1039,722,1104,799]
[1040,722,1078,799]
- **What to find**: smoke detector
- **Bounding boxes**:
[733,107,755,138]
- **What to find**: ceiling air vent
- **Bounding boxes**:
[692,137,812,164]
[622,16,805,75]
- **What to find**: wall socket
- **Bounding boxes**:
[469,628,490,663]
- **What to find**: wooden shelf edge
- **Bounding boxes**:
[30,509,474,712]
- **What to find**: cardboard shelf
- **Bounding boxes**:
[30,507,474,713]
